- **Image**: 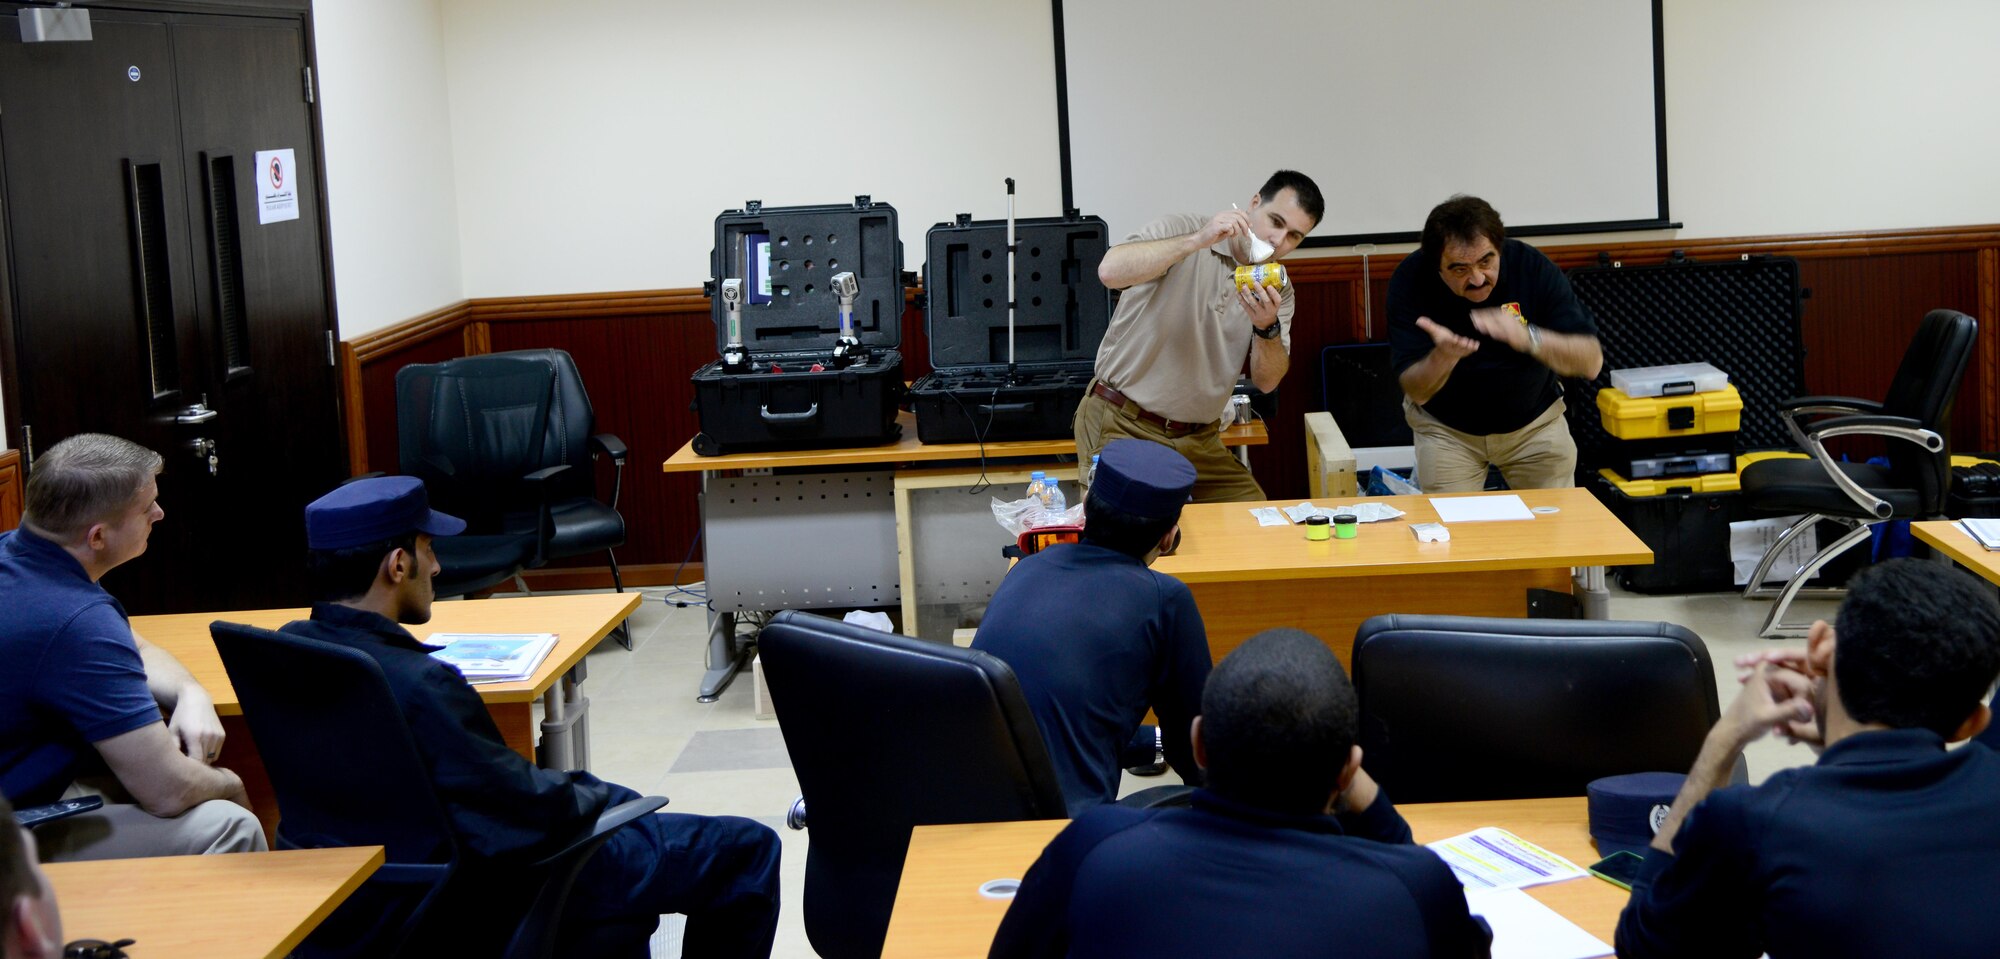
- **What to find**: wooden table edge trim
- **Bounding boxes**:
[661,418,1267,473]
[268,845,387,959]
[1165,549,1656,583]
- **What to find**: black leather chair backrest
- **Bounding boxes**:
[1353,614,1721,804]
[212,621,456,863]
[487,348,597,501]
[1879,309,1978,513]
[759,609,1067,959]
[395,355,556,525]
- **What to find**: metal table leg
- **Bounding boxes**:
[1574,565,1611,619]
[699,608,748,703]
[538,680,571,770]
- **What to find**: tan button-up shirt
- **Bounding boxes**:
[1092,213,1293,425]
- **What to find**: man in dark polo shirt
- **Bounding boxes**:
[283,476,781,958]
[1618,559,2000,957]
[0,433,263,862]
[989,629,1489,958]
[1388,195,1602,492]
[973,440,1212,815]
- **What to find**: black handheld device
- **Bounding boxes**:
[1587,849,1647,891]
[15,795,104,828]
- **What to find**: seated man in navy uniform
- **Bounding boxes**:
[973,440,1213,815]
[989,629,1490,959]
[284,476,781,959]
[1618,558,2000,958]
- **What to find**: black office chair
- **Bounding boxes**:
[489,348,633,647]
[1739,309,1978,636]
[758,610,1070,959]
[1352,614,1725,804]
[396,355,567,597]
[211,621,664,959]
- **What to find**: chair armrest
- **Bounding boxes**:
[532,796,668,868]
[1794,413,1944,519]
[1779,395,1883,415]
[590,433,628,510]
[589,433,628,466]
[519,465,573,564]
[523,464,572,485]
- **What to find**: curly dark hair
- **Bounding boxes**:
[1834,558,2000,737]
[1199,628,1357,815]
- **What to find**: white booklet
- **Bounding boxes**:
[1430,494,1537,523]
[426,632,559,684]
[1957,518,2000,551]
[1425,826,1587,890]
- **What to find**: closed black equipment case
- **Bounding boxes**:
[691,197,905,456]
[908,211,1113,444]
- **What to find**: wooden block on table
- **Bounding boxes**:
[1304,411,1358,499]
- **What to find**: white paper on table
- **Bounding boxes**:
[1280,502,1407,524]
[1728,515,1819,584]
[1464,888,1612,959]
[1249,506,1290,527]
[1426,827,1587,890]
[1429,494,1536,523]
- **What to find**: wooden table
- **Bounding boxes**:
[1912,520,2000,585]
[881,796,1622,958]
[662,411,1267,693]
[47,846,384,959]
[131,592,640,833]
[1152,487,1653,664]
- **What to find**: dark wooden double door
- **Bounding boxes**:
[0,3,342,613]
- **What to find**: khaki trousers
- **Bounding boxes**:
[1404,397,1579,493]
[1073,389,1265,503]
[35,777,266,863]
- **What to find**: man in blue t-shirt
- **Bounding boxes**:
[1387,195,1602,492]
[973,440,1212,815]
[0,434,263,861]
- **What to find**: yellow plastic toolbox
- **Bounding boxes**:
[1596,383,1743,439]
[1599,450,1807,498]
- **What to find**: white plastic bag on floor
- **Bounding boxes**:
[842,610,894,632]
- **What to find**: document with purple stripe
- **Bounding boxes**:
[1425,827,1586,890]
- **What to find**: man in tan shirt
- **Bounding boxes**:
[1077,170,1323,502]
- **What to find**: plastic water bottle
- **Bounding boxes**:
[1042,476,1066,519]
[1086,454,1100,488]
[1026,470,1047,505]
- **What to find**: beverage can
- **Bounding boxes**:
[1233,263,1288,292]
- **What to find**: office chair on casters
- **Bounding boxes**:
[1738,309,1978,637]
[210,621,665,959]
[757,609,1070,959]
[1352,614,1727,804]
[395,355,566,598]
[487,348,634,649]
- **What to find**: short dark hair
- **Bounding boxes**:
[1420,194,1507,270]
[1199,628,1358,815]
[23,433,163,541]
[1833,558,2000,737]
[306,532,418,602]
[1082,487,1179,559]
[1259,170,1324,230]
[0,791,34,944]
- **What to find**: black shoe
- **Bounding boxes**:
[1125,761,1168,777]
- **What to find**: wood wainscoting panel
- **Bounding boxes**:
[343,225,2000,574]
[0,448,21,532]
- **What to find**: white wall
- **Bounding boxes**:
[438,0,1062,295]
[302,0,2000,329]
[311,0,465,336]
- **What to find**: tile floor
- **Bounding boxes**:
[541,579,1843,958]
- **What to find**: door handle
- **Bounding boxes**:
[186,437,218,476]
[175,396,219,424]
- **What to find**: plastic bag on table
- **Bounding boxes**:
[991,496,1086,537]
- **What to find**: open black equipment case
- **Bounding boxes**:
[907,211,1112,444]
[691,198,905,456]
[1562,253,1834,593]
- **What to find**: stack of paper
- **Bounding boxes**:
[1430,494,1536,523]
[1425,827,1586,890]
[427,633,559,684]
[1465,888,1613,959]
[1958,518,2000,551]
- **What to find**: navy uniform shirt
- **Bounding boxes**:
[1618,728,2000,958]
[990,788,1491,959]
[972,543,1211,816]
[1387,239,1596,435]
[281,603,612,861]
[0,528,161,805]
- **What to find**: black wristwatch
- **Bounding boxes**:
[1252,320,1282,340]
